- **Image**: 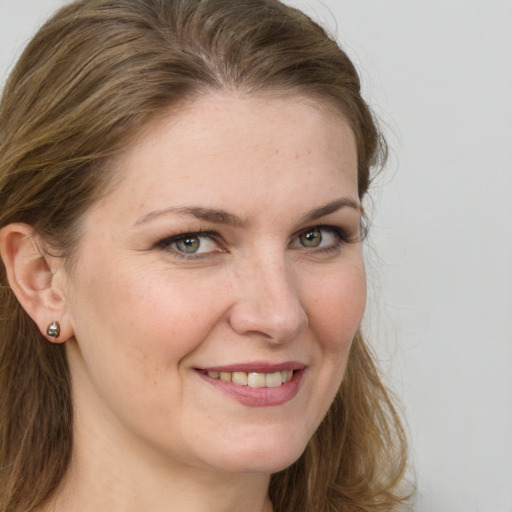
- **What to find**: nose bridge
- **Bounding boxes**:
[229,249,308,342]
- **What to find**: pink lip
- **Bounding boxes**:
[196,363,306,408]
[200,361,306,373]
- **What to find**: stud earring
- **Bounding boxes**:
[46,321,61,339]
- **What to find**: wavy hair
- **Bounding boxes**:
[0,1,409,510]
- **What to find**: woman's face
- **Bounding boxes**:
[62,93,366,475]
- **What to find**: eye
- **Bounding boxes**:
[298,228,323,248]
[157,231,223,256]
[175,234,201,253]
[291,226,347,252]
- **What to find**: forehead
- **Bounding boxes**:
[91,92,358,224]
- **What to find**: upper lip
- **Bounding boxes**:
[197,361,306,373]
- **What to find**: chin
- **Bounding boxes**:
[201,428,310,475]
[220,451,304,475]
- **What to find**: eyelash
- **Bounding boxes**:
[292,225,352,255]
[155,225,352,260]
[156,230,222,260]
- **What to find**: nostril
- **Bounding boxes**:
[227,264,308,341]
[227,304,308,343]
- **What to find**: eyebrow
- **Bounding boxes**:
[134,206,247,227]
[134,197,361,228]
[298,197,362,224]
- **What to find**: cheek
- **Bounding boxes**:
[66,260,231,417]
[307,261,366,352]
[294,261,366,441]
[86,264,228,363]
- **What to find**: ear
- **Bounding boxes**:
[0,223,74,343]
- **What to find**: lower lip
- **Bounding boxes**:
[198,369,305,407]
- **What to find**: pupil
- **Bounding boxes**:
[177,236,200,253]
[301,229,322,247]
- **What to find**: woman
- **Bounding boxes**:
[0,0,409,511]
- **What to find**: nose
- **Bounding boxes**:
[227,254,308,343]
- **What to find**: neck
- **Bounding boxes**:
[44,450,273,512]
[47,472,273,512]
[41,409,273,512]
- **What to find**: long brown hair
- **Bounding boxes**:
[0,1,409,510]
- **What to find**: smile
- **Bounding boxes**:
[197,364,306,407]
[205,370,294,388]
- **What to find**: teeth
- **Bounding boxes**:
[206,370,295,388]
[265,371,282,387]
[220,372,231,382]
[247,372,266,388]
[232,371,248,385]
[281,370,293,383]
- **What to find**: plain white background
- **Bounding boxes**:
[1,1,511,511]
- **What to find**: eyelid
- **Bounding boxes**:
[289,224,357,254]
[293,224,348,241]
[154,223,357,260]
[156,230,225,258]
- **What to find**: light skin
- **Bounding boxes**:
[0,92,365,511]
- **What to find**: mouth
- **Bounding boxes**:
[195,363,305,407]
[198,369,295,388]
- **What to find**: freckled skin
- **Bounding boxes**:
[58,93,365,507]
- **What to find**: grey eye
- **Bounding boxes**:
[159,232,222,257]
[175,235,201,253]
[299,229,322,248]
